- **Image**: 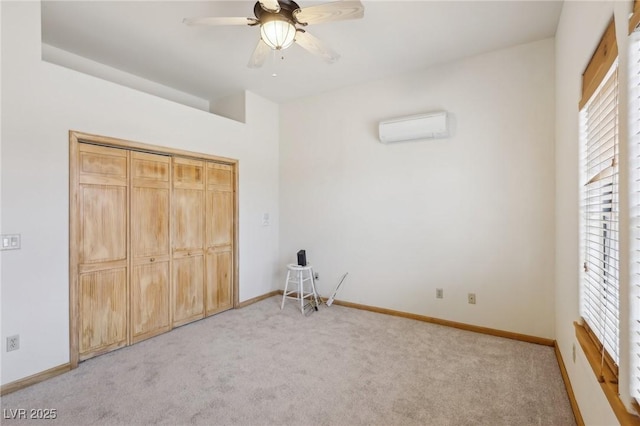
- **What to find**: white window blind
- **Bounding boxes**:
[630,29,640,401]
[580,60,620,368]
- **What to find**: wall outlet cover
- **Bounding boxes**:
[7,335,19,352]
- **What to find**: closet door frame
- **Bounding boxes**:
[69,131,239,369]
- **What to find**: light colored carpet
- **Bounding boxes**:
[1,296,575,425]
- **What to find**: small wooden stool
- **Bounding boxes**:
[281,264,319,314]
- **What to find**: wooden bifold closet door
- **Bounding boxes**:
[76,144,129,360]
[206,162,233,315]
[71,134,236,364]
[172,157,205,326]
[130,152,171,343]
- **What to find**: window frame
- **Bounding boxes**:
[575,13,640,425]
[579,57,620,375]
[578,54,620,378]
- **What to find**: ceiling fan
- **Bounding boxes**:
[183,0,364,68]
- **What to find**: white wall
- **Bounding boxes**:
[0,2,280,386]
[41,43,211,112]
[555,1,632,424]
[279,38,556,339]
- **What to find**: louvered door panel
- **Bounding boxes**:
[77,143,129,360]
[205,163,234,315]
[131,152,171,342]
[172,157,205,326]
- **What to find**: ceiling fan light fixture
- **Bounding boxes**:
[184,0,364,68]
[260,18,296,50]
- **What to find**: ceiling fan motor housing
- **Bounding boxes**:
[254,0,301,25]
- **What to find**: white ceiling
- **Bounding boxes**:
[41,1,563,104]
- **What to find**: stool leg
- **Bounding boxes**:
[281,270,291,310]
[299,270,305,314]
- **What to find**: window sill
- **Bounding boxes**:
[574,322,640,425]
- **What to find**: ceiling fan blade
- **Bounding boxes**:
[294,1,364,25]
[294,30,340,64]
[183,17,257,26]
[248,39,271,68]
[259,0,281,13]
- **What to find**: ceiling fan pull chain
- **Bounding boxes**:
[271,49,286,77]
[271,48,278,77]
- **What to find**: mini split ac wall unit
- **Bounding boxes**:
[378,111,449,144]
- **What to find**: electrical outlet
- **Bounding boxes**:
[468,293,476,304]
[7,335,19,352]
[314,272,319,280]
[436,288,443,299]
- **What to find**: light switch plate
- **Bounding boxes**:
[1,234,21,250]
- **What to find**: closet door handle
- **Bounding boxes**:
[150,258,155,262]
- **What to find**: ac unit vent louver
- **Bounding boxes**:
[378,111,449,144]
